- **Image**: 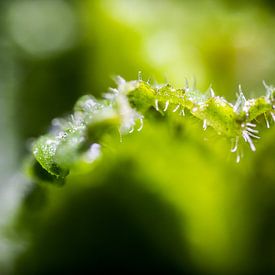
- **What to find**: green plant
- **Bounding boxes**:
[29,75,275,184]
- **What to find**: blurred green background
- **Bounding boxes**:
[1,0,275,274]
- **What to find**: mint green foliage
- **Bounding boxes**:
[245,97,273,121]
[33,136,69,181]
[4,1,275,274]
[30,77,275,184]
[17,118,251,274]
[17,111,275,275]
[192,96,239,137]
[127,82,157,112]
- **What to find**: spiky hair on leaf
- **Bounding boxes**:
[30,74,275,184]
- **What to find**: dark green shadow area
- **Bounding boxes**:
[245,129,275,275]
[14,158,194,274]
